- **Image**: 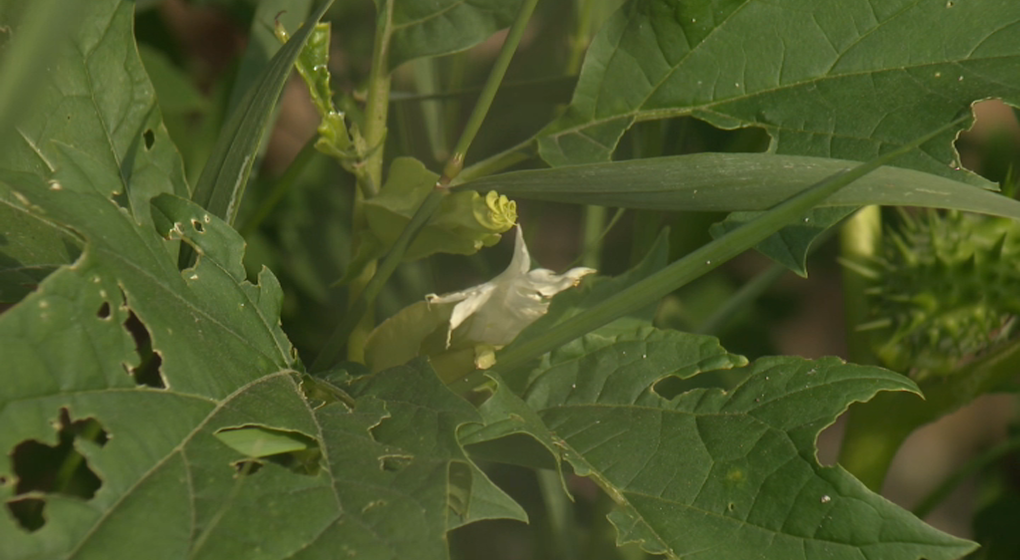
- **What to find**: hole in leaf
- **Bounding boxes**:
[111,190,129,209]
[616,116,769,159]
[191,219,204,233]
[233,459,264,476]
[143,129,155,150]
[124,311,165,389]
[7,409,107,531]
[379,454,414,472]
[955,99,1020,185]
[6,497,45,532]
[215,426,321,476]
[96,301,111,319]
[652,373,729,400]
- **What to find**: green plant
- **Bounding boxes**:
[2,0,1020,559]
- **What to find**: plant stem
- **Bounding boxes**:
[581,205,607,269]
[312,190,446,371]
[570,207,624,269]
[240,137,318,237]
[695,263,787,336]
[440,0,541,185]
[360,0,393,199]
[537,469,579,560]
[839,205,882,364]
[565,0,595,76]
[344,0,394,361]
[454,138,536,184]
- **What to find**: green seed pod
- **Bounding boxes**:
[860,209,1020,380]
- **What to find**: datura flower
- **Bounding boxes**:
[426,225,595,348]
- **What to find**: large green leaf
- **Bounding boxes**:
[538,0,1020,179]
[387,0,526,69]
[466,153,1020,219]
[0,189,81,303]
[466,323,978,559]
[0,1,295,556]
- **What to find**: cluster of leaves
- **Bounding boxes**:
[1,0,1019,559]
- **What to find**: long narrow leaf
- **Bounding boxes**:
[486,118,967,375]
[462,152,1020,221]
[190,0,334,225]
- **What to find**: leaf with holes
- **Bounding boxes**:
[465,322,978,559]
[538,0,1020,177]
[0,1,307,557]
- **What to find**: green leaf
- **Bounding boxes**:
[467,153,1020,220]
[709,206,855,277]
[360,157,516,264]
[538,0,1020,177]
[214,425,315,457]
[473,323,977,559]
[364,300,453,373]
[335,360,528,531]
[225,0,316,114]
[0,187,81,303]
[0,1,326,555]
[190,0,333,225]
[388,0,526,69]
[137,44,209,116]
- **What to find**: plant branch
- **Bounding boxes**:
[312,190,447,371]
[439,0,541,185]
[240,137,319,237]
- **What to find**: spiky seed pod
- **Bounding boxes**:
[859,209,1020,380]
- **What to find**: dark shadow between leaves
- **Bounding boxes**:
[6,408,107,532]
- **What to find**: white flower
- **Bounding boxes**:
[426,225,595,347]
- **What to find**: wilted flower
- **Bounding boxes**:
[427,225,595,347]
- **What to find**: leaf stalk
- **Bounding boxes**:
[439,0,541,186]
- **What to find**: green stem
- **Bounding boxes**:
[311,190,447,371]
[697,224,838,335]
[454,138,535,184]
[565,0,595,76]
[440,0,541,184]
[570,207,625,269]
[913,433,1020,519]
[839,205,883,364]
[836,205,891,491]
[360,0,394,198]
[695,263,787,336]
[343,0,394,360]
[239,137,319,237]
[388,75,576,103]
[581,205,607,269]
[537,469,579,560]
